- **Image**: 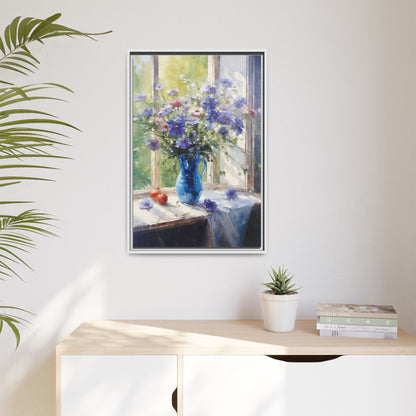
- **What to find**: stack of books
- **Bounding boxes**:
[317,303,398,339]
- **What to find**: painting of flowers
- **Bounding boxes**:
[128,52,264,252]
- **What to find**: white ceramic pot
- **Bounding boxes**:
[261,291,299,332]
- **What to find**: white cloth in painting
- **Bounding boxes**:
[200,190,257,247]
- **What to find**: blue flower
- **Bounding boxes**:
[203,84,217,94]
[201,97,219,110]
[217,111,233,126]
[231,118,244,135]
[206,109,219,123]
[218,126,229,137]
[225,188,238,200]
[155,83,164,90]
[141,107,153,117]
[186,116,200,125]
[134,92,146,102]
[202,198,218,212]
[218,78,232,88]
[139,198,153,210]
[158,106,173,117]
[167,89,179,96]
[146,138,160,151]
[167,118,186,136]
[176,137,192,150]
[234,96,247,108]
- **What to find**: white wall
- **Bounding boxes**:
[0,0,415,415]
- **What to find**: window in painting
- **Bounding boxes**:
[158,55,208,188]
[131,53,262,194]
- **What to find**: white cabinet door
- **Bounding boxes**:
[183,355,416,416]
[285,355,416,416]
[184,355,287,416]
[61,355,177,416]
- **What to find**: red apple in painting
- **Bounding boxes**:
[157,193,168,205]
[149,190,161,199]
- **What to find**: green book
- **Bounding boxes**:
[319,316,398,327]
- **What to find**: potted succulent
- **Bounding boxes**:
[261,266,300,332]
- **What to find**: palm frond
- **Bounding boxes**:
[0,83,76,182]
[0,14,110,349]
[0,14,111,83]
[0,210,55,280]
[0,305,33,349]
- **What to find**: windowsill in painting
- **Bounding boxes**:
[132,189,260,231]
[132,185,257,199]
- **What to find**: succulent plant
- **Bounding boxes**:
[263,266,300,295]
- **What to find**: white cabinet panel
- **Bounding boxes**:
[183,355,416,416]
[285,355,416,416]
[184,355,288,416]
[61,355,177,416]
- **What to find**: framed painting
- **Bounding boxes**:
[128,51,265,253]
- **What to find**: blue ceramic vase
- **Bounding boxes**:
[175,153,207,203]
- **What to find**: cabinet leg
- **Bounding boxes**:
[177,354,183,415]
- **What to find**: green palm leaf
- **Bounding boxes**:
[0,210,55,279]
[0,84,77,178]
[0,14,111,83]
[0,13,111,348]
[0,305,33,348]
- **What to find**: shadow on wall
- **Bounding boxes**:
[0,264,106,416]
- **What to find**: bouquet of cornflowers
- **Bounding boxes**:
[133,77,258,161]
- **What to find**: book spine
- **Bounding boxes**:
[319,330,398,339]
[316,323,398,333]
[317,311,397,319]
[319,316,398,327]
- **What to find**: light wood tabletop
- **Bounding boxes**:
[56,320,416,356]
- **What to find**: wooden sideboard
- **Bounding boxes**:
[56,320,416,416]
